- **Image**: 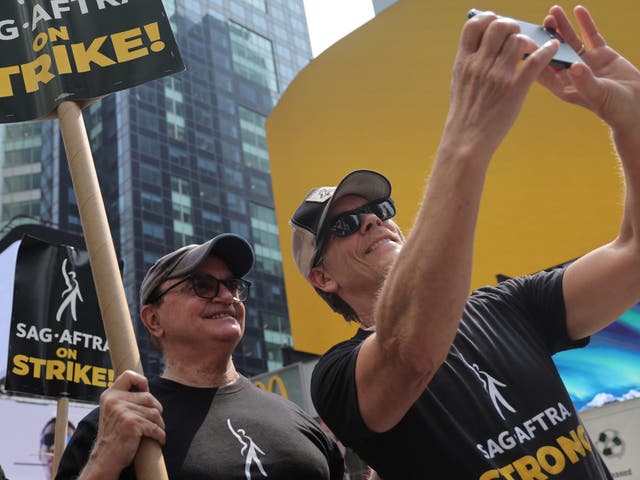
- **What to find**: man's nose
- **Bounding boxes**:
[360,212,382,233]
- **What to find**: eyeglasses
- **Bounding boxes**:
[41,433,72,447]
[150,272,251,303]
[326,198,396,238]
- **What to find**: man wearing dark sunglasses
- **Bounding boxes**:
[288,6,640,479]
[56,233,345,479]
[40,417,76,480]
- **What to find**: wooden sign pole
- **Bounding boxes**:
[56,100,168,480]
[52,397,69,475]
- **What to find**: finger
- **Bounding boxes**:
[126,389,164,414]
[573,5,606,49]
[519,40,561,83]
[460,10,497,56]
[129,398,165,427]
[141,420,167,445]
[546,5,583,52]
[542,13,558,32]
[111,370,150,393]
[100,395,166,443]
[494,33,538,72]
[567,61,597,94]
[124,404,166,445]
[478,17,522,65]
[537,63,567,91]
[101,385,164,417]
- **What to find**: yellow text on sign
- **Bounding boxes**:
[0,22,166,98]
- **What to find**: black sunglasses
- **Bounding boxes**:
[326,198,396,238]
[150,272,251,303]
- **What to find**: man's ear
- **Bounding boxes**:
[308,265,339,293]
[140,304,164,339]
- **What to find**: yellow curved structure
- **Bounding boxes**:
[267,0,636,355]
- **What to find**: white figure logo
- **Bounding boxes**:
[459,352,516,420]
[227,418,268,479]
[55,258,84,322]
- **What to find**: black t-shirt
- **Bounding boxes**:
[311,268,613,479]
[57,375,345,479]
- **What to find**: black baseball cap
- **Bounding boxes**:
[140,233,254,305]
[289,169,391,279]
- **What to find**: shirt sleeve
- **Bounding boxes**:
[311,335,372,446]
[489,267,589,354]
[55,408,99,480]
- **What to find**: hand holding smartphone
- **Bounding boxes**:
[467,8,584,69]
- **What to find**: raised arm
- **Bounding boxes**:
[355,12,559,432]
[538,5,640,340]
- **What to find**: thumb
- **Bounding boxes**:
[567,62,597,95]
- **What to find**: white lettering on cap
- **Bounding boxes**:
[305,187,336,203]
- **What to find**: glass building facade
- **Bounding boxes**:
[0,0,313,378]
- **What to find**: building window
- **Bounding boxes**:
[2,123,42,170]
[226,192,247,214]
[169,145,189,168]
[141,191,163,212]
[88,102,103,150]
[143,250,160,268]
[229,219,250,239]
[223,166,244,187]
[250,203,283,276]
[221,140,242,163]
[249,176,269,196]
[263,312,293,371]
[171,176,193,246]
[138,133,161,158]
[142,221,164,240]
[165,76,185,141]
[238,106,269,172]
[200,183,220,204]
[140,163,162,185]
[3,173,40,193]
[244,0,266,12]
[197,156,217,174]
[196,130,215,152]
[228,21,278,93]
[2,200,40,219]
[202,211,223,234]
[3,147,40,167]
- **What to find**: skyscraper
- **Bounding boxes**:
[0,0,313,378]
[372,0,397,15]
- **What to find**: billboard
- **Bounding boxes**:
[555,303,640,411]
[0,394,95,480]
[580,397,640,479]
[266,0,640,415]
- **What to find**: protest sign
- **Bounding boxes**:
[5,235,113,401]
[0,0,184,122]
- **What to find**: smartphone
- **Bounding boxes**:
[467,8,584,69]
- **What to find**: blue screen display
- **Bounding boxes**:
[553,302,640,411]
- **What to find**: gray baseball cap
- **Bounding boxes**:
[289,169,391,280]
[140,233,254,305]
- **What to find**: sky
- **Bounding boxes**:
[303,0,375,57]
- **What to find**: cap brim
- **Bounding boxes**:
[172,233,255,279]
[315,169,391,237]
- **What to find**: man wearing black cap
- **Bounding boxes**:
[289,6,640,480]
[56,233,345,479]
